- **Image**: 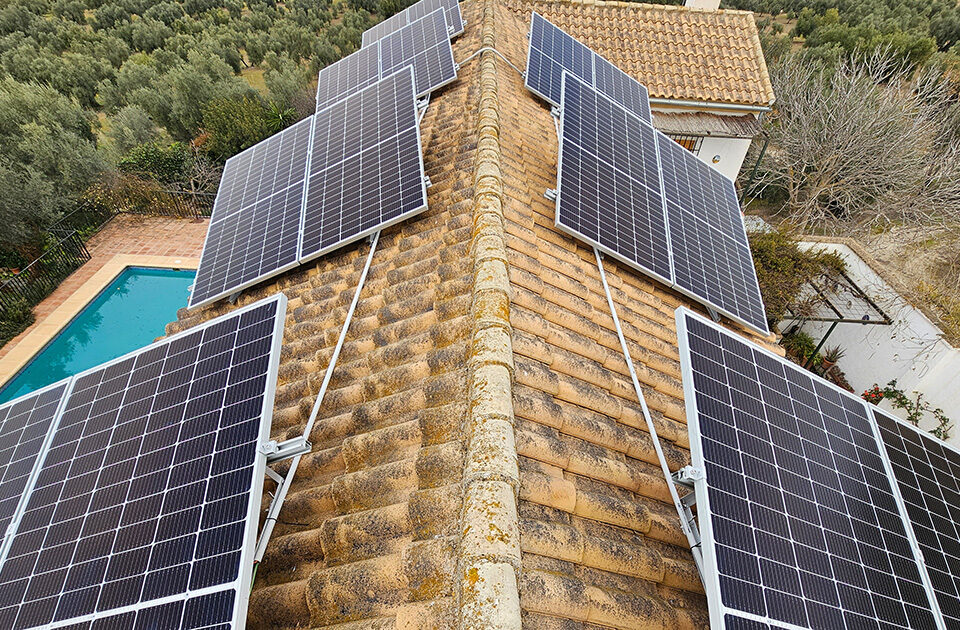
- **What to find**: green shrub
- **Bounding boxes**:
[781,330,820,366]
[749,229,847,330]
[0,298,35,347]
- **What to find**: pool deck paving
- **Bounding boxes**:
[0,214,208,385]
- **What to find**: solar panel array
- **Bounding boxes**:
[361,0,464,47]
[190,117,313,308]
[301,67,426,263]
[315,7,456,112]
[875,409,960,628]
[192,12,448,308]
[676,307,950,630]
[526,12,651,124]
[0,381,70,552]
[0,294,286,630]
[554,72,769,335]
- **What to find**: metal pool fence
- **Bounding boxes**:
[1,190,214,322]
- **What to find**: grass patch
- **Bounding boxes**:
[241,67,268,94]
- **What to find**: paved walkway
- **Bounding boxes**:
[0,214,208,363]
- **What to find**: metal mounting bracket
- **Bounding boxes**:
[260,436,312,464]
[544,188,557,201]
[707,307,722,323]
[423,175,433,188]
[672,465,705,489]
[416,97,430,110]
[228,291,241,304]
[551,105,561,119]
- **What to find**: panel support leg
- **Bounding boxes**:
[594,248,704,571]
[252,230,381,573]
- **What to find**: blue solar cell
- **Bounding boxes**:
[554,71,768,335]
[526,12,652,124]
[526,12,593,109]
[657,131,768,334]
[556,73,671,283]
[875,409,960,629]
[0,381,70,555]
[594,55,651,124]
[380,8,457,100]
[190,117,312,309]
[316,8,456,113]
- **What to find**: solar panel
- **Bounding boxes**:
[553,73,769,336]
[526,12,652,124]
[875,408,960,628]
[555,72,671,284]
[361,0,464,47]
[380,8,457,100]
[315,8,457,113]
[315,43,381,114]
[657,131,768,334]
[676,307,941,630]
[189,117,313,309]
[594,55,651,125]
[0,381,70,554]
[300,67,427,264]
[0,294,287,630]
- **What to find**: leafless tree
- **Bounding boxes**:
[747,50,960,233]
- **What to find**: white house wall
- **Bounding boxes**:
[795,241,960,443]
[697,136,751,179]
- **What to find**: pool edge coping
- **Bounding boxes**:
[0,254,199,389]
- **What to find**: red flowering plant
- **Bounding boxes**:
[862,385,884,405]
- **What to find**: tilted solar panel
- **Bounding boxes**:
[0,381,70,554]
[556,72,671,284]
[380,8,457,101]
[526,12,593,112]
[553,73,769,336]
[875,408,960,628]
[315,43,381,114]
[315,8,456,113]
[300,67,427,264]
[676,308,941,630]
[190,117,312,309]
[594,55,651,126]
[0,294,286,630]
[526,12,652,124]
[657,131,768,335]
[361,0,464,47]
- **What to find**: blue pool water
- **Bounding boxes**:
[0,267,195,404]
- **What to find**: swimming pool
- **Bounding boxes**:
[0,267,195,403]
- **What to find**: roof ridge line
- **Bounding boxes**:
[456,0,522,627]
[517,0,758,17]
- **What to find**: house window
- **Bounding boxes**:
[667,134,703,155]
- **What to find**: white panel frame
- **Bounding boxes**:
[298,66,429,267]
[868,405,951,630]
[0,378,74,565]
[0,294,287,630]
[675,306,945,630]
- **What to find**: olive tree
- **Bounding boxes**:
[749,51,960,232]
